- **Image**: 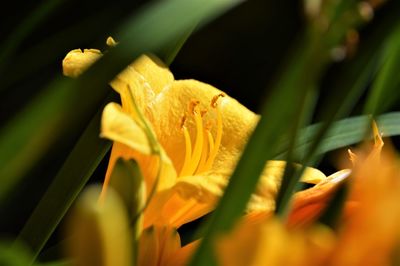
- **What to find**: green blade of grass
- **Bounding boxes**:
[364,22,400,115]
[190,26,329,266]
[275,0,400,217]
[275,112,400,159]
[274,87,319,218]
[0,0,241,204]
[0,239,34,266]
[15,107,111,261]
[191,2,400,264]
[161,24,198,66]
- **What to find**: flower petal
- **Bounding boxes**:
[138,225,181,266]
[65,185,132,266]
[149,79,258,175]
[101,102,177,196]
[247,161,327,213]
[62,48,102,77]
[101,102,152,155]
[164,240,199,266]
[143,172,223,228]
[110,54,174,117]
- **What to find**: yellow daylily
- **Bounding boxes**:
[65,184,196,266]
[217,123,400,266]
[62,40,326,229]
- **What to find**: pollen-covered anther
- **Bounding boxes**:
[189,99,201,115]
[180,115,187,129]
[211,93,225,108]
[203,94,224,171]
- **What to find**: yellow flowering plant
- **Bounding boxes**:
[2,1,400,266]
[62,43,328,265]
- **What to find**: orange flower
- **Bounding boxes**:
[217,123,400,266]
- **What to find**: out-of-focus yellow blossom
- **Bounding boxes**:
[62,39,326,229]
[217,123,400,266]
[65,185,132,266]
[65,184,196,266]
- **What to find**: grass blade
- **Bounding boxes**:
[190,27,329,266]
[364,22,400,115]
[275,112,400,159]
[15,108,111,261]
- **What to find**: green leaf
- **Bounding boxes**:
[190,26,329,266]
[364,22,400,115]
[15,107,111,261]
[0,240,34,266]
[191,2,400,263]
[275,112,400,159]
[160,24,198,66]
[275,1,400,217]
[0,0,241,204]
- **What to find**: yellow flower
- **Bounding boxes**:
[65,184,195,266]
[217,123,400,266]
[62,41,326,229]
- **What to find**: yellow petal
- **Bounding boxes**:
[138,226,159,266]
[64,185,132,266]
[151,160,326,226]
[247,160,327,213]
[164,240,199,266]
[101,102,152,155]
[62,48,102,78]
[109,54,174,118]
[149,79,258,174]
[101,102,177,198]
[129,54,174,94]
[138,225,181,266]
[154,170,228,227]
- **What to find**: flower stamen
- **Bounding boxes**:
[204,94,224,170]
[196,122,212,173]
[179,115,193,177]
[185,102,204,175]
[179,95,224,176]
[179,101,204,176]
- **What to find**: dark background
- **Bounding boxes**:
[0,0,398,261]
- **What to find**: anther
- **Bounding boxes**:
[189,100,200,114]
[180,115,187,129]
[211,93,225,108]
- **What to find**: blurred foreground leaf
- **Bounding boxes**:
[190,27,328,266]
[0,240,33,266]
[191,2,400,264]
[364,22,400,115]
[16,108,110,261]
[276,0,400,218]
[275,112,400,159]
